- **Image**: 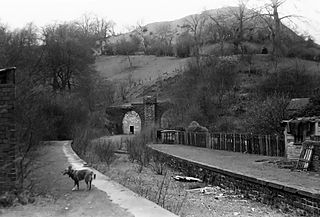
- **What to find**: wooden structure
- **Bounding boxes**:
[160,130,285,157]
[296,142,314,171]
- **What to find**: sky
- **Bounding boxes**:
[1,0,320,43]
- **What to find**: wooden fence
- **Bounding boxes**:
[160,130,285,157]
[209,133,285,157]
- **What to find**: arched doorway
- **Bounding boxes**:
[122,111,141,134]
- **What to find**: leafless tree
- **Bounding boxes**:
[204,11,233,56]
[259,0,298,56]
[229,0,258,52]
[182,14,207,67]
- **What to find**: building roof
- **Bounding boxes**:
[0,67,16,73]
[287,98,310,111]
[283,116,320,124]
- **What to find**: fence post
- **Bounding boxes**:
[224,134,228,151]
[276,135,279,156]
[268,135,271,156]
[219,133,222,150]
[240,134,242,153]
[251,134,254,154]
[233,133,236,152]
[264,135,267,156]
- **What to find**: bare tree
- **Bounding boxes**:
[260,0,297,56]
[153,23,175,56]
[229,0,258,52]
[205,12,233,56]
[181,14,207,70]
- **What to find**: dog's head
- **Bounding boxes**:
[62,165,73,176]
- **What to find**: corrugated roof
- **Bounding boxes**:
[287,98,310,111]
[0,67,16,73]
[283,116,320,123]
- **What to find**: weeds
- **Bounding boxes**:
[92,140,116,166]
[127,125,157,172]
[72,126,116,166]
[149,150,167,175]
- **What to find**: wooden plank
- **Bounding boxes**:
[296,144,314,171]
[233,133,236,152]
[225,134,227,150]
[239,134,242,153]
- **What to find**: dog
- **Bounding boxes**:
[63,165,96,191]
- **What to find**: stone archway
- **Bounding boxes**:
[122,111,142,134]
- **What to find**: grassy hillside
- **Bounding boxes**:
[95,54,320,101]
[94,55,189,102]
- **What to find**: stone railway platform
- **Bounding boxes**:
[149,144,320,215]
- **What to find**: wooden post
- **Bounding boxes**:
[251,134,254,154]
[276,135,279,156]
[240,134,242,153]
[219,133,222,150]
[233,133,236,152]
[268,135,271,156]
[224,134,227,150]
[265,135,268,156]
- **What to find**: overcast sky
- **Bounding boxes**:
[1,0,320,42]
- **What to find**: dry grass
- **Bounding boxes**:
[94,152,305,217]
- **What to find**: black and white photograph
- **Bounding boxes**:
[1,0,320,216]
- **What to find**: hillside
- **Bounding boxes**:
[94,55,189,102]
[106,6,303,48]
[95,54,320,101]
[95,5,320,132]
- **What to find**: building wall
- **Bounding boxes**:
[143,96,156,128]
[122,111,141,134]
[0,69,17,193]
[150,148,320,215]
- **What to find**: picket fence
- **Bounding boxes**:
[159,130,285,157]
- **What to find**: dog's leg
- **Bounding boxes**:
[76,181,79,190]
[72,181,77,191]
[85,181,89,190]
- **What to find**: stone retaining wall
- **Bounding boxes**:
[0,68,17,194]
[150,148,320,215]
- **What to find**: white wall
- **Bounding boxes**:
[122,111,141,134]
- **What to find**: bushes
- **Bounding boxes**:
[256,66,320,98]
[174,32,193,58]
[244,94,289,135]
[91,140,116,165]
[127,137,150,173]
[72,126,115,166]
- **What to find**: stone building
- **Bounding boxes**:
[0,67,17,193]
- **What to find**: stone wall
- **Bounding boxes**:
[143,96,156,128]
[0,68,17,194]
[122,111,142,134]
[311,142,320,172]
[150,148,320,215]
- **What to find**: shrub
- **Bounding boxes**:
[244,94,289,135]
[127,136,150,173]
[92,140,116,165]
[127,125,157,172]
[149,150,167,175]
[256,66,320,98]
[174,32,193,58]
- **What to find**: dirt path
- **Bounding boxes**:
[0,142,129,217]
